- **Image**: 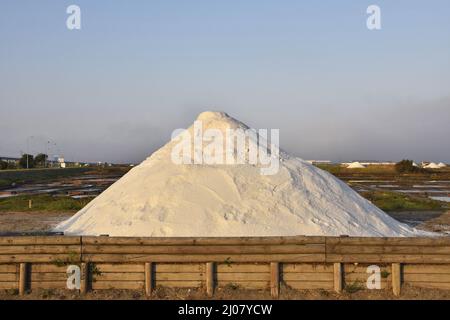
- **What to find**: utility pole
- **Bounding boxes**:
[26,136,34,169]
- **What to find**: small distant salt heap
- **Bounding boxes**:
[437,162,447,168]
[424,162,441,169]
[346,162,366,169]
[55,111,427,237]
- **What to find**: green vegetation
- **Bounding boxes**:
[361,190,446,211]
[316,164,397,176]
[0,194,92,212]
[0,167,94,189]
[394,159,422,173]
[19,154,34,169]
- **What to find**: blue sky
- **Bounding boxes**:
[1,1,449,163]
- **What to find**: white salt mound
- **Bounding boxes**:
[424,162,440,169]
[437,162,447,168]
[55,111,427,237]
[347,162,365,169]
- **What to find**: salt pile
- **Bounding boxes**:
[424,162,441,169]
[55,111,426,237]
[346,162,366,169]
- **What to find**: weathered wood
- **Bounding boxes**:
[405,282,450,289]
[155,273,204,281]
[206,262,214,297]
[0,273,18,281]
[82,253,326,263]
[217,263,268,273]
[0,264,17,273]
[326,237,450,246]
[283,272,333,282]
[156,281,202,288]
[217,281,269,289]
[0,245,81,254]
[31,273,67,281]
[19,262,28,295]
[403,264,450,274]
[31,264,70,273]
[156,263,204,273]
[217,272,269,281]
[270,262,280,298]
[96,264,144,273]
[80,262,89,294]
[0,254,81,263]
[343,264,391,273]
[392,263,401,296]
[145,262,153,296]
[82,244,324,255]
[326,254,450,264]
[329,245,450,255]
[283,263,333,273]
[333,263,343,293]
[82,236,325,246]
[95,272,145,281]
[92,281,145,290]
[0,236,80,246]
[403,273,450,282]
[31,281,66,289]
[0,282,18,289]
[284,281,333,290]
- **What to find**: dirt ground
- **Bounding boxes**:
[1,210,450,235]
[0,211,73,234]
[1,284,450,300]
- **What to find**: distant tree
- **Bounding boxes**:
[395,159,420,173]
[34,153,48,167]
[19,154,34,169]
[0,160,7,170]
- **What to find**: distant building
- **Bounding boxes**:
[0,156,20,164]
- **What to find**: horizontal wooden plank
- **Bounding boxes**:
[283,281,333,290]
[283,273,333,282]
[155,273,204,281]
[0,254,81,263]
[82,236,325,246]
[30,281,67,289]
[326,237,450,246]
[31,264,71,273]
[95,272,145,281]
[155,264,204,273]
[343,264,391,273]
[91,281,144,290]
[0,245,81,254]
[344,273,390,282]
[326,254,450,264]
[96,264,144,273]
[329,245,450,255]
[403,265,450,274]
[0,282,18,289]
[0,273,17,281]
[31,273,67,281]
[283,263,332,273]
[156,281,202,288]
[403,274,450,282]
[216,273,269,281]
[406,282,450,289]
[216,264,268,273]
[0,264,17,273]
[82,253,325,263]
[0,236,80,246]
[216,281,269,289]
[82,244,324,255]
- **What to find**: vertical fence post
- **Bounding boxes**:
[145,262,154,296]
[333,263,343,293]
[270,262,280,298]
[19,263,28,295]
[392,263,401,296]
[206,262,215,297]
[80,262,90,294]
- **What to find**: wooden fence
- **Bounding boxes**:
[1,236,450,297]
